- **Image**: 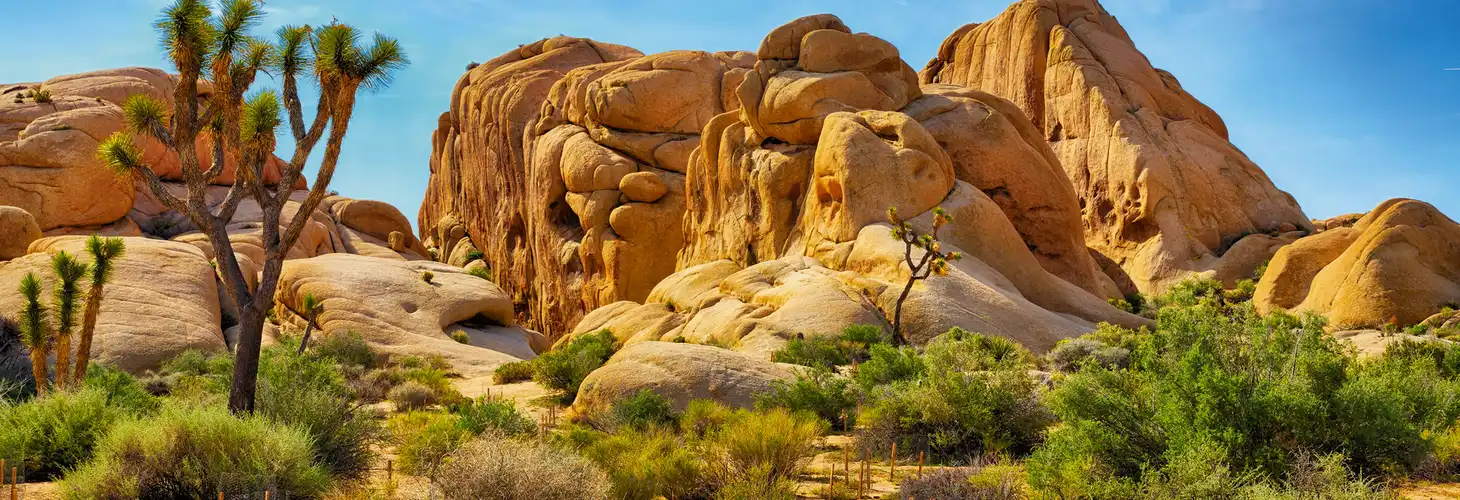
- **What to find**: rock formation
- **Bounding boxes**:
[423,15,1148,350]
[1256,199,1460,330]
[0,67,539,375]
[572,341,798,415]
[921,0,1311,294]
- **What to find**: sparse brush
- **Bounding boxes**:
[466,266,491,281]
[31,88,51,103]
[389,380,440,411]
[432,433,609,500]
[450,396,535,437]
[421,271,435,284]
[491,360,535,385]
[449,330,470,344]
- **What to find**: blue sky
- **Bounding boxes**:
[3,0,1456,224]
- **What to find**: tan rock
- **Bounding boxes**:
[1255,199,1460,330]
[619,171,668,203]
[572,341,798,414]
[0,236,225,372]
[922,0,1310,294]
[275,253,538,376]
[331,198,426,257]
[0,206,41,260]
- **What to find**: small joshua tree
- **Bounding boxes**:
[886,206,962,345]
[72,235,125,385]
[97,0,407,413]
[49,251,90,390]
[295,292,322,355]
[17,273,51,395]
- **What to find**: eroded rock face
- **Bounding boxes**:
[1255,199,1460,330]
[418,36,755,337]
[922,0,1311,294]
[1,68,297,231]
[571,341,798,415]
[549,14,1149,357]
[273,253,544,376]
[0,206,40,260]
[0,236,225,372]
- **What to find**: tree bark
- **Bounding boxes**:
[29,349,47,396]
[297,311,316,355]
[227,302,266,413]
[54,334,70,391]
[71,290,103,385]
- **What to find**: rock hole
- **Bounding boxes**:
[402,302,418,314]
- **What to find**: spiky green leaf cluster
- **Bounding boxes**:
[122,94,169,139]
[215,0,264,57]
[240,90,281,143]
[156,0,216,71]
[96,132,145,178]
[301,293,321,313]
[50,251,91,335]
[274,25,314,76]
[314,24,409,90]
[85,235,126,286]
[17,273,50,350]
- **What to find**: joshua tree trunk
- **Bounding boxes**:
[28,348,47,396]
[297,310,317,355]
[71,292,103,385]
[54,334,70,390]
[228,302,267,413]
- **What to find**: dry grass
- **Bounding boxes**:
[432,433,609,500]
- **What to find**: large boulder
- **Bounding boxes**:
[571,341,798,414]
[921,0,1311,294]
[1255,199,1460,330]
[0,206,41,260]
[274,253,546,376]
[0,236,225,372]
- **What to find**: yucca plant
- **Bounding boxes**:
[886,206,963,345]
[71,235,124,385]
[49,251,90,390]
[95,0,406,413]
[295,292,323,355]
[17,273,52,395]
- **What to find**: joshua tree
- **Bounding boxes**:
[96,0,407,413]
[886,206,963,345]
[295,292,322,355]
[17,273,51,395]
[72,235,125,385]
[49,251,90,390]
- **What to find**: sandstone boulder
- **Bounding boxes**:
[922,0,1311,294]
[274,253,543,376]
[0,237,225,371]
[0,206,41,260]
[572,341,798,414]
[1255,199,1460,330]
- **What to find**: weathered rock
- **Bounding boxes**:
[274,253,542,376]
[330,198,427,257]
[922,0,1311,294]
[572,341,798,414]
[1255,199,1460,330]
[0,237,225,371]
[0,206,41,260]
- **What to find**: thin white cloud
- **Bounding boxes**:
[1445,68,1460,71]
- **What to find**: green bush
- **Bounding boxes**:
[82,364,160,414]
[432,433,609,500]
[858,363,1053,459]
[390,380,441,411]
[449,330,470,344]
[310,331,377,368]
[388,411,468,475]
[534,329,617,402]
[922,328,1034,372]
[467,266,492,281]
[1046,337,1131,372]
[705,408,825,495]
[756,367,857,427]
[0,387,144,480]
[680,399,735,438]
[854,343,924,389]
[607,389,679,431]
[256,346,379,480]
[770,324,888,369]
[895,462,1026,500]
[492,360,535,384]
[353,367,405,403]
[451,396,535,437]
[583,428,705,499]
[60,403,330,499]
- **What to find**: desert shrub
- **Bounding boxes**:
[398,363,465,406]
[1239,453,1390,499]
[923,328,1035,373]
[681,399,735,438]
[0,387,142,480]
[534,329,617,402]
[256,346,380,480]
[859,364,1053,460]
[756,367,857,427]
[82,364,160,414]
[771,336,848,368]
[1046,337,1131,372]
[421,271,435,283]
[894,461,1026,500]
[60,403,330,499]
[465,249,485,262]
[311,331,377,368]
[388,411,468,475]
[854,343,924,389]
[432,433,610,500]
[451,396,535,437]
[353,367,406,403]
[492,360,535,384]
[608,388,679,431]
[705,408,826,494]
[390,380,440,411]
[449,330,470,344]
[1155,277,1227,309]
[713,463,798,500]
[583,428,705,499]
[31,88,51,103]
[467,266,492,281]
